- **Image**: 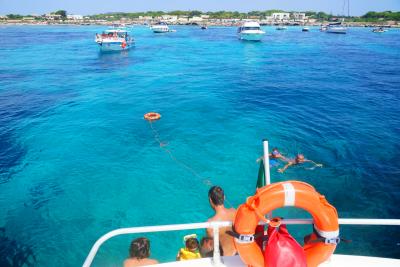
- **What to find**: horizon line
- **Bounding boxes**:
[4,9,399,17]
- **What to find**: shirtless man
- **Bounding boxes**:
[206,186,237,256]
[278,154,323,173]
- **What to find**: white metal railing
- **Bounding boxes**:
[82,218,400,267]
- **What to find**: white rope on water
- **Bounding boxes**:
[148,120,234,208]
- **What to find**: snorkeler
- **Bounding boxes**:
[270,148,287,160]
[256,148,287,162]
[278,154,323,173]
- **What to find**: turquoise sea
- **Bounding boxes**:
[0,25,399,266]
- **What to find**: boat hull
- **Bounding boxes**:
[97,41,133,52]
[327,27,347,34]
[238,31,265,41]
[151,26,170,33]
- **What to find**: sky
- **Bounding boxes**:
[0,0,399,16]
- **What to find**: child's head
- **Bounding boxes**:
[272,148,280,156]
[185,237,199,251]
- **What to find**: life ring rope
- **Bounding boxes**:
[143,113,235,209]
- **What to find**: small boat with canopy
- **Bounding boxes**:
[95,27,134,51]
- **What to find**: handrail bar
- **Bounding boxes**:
[82,219,400,267]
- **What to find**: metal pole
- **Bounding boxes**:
[212,225,222,266]
[263,139,271,222]
[263,139,270,185]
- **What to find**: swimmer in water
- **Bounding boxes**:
[278,154,323,173]
[256,148,287,162]
[270,148,287,160]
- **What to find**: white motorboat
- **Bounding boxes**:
[302,27,310,32]
[237,21,265,41]
[95,28,134,51]
[320,25,328,31]
[276,25,287,30]
[372,27,387,33]
[326,22,347,34]
[151,22,170,33]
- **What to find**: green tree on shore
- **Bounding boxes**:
[362,11,400,21]
[54,10,67,19]
[6,14,23,19]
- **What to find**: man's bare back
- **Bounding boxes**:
[207,206,237,256]
[124,258,158,267]
[206,186,237,256]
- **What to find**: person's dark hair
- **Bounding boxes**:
[208,186,224,206]
[185,237,199,250]
[200,237,224,258]
[129,237,150,259]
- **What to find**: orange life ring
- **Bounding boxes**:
[144,112,161,121]
[234,181,339,267]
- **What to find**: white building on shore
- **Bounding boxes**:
[272,12,290,22]
[292,12,306,21]
[161,15,178,22]
[189,16,203,23]
[45,14,62,20]
[67,14,83,20]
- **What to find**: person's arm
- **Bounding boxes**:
[278,162,293,173]
[279,155,289,162]
[256,155,268,163]
[304,159,323,167]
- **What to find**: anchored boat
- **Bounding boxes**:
[276,25,287,30]
[372,27,387,33]
[95,28,134,51]
[326,22,347,34]
[151,22,170,33]
[237,21,265,41]
[83,140,400,267]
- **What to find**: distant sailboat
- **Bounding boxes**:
[326,0,349,34]
[326,21,347,34]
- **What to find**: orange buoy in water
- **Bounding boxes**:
[144,112,161,121]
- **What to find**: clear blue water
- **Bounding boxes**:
[0,25,399,266]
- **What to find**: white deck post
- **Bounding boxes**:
[263,139,270,185]
[263,139,271,222]
[212,225,222,266]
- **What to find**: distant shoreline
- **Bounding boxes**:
[1,21,399,28]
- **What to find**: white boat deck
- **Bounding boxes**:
[152,254,400,267]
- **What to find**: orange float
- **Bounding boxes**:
[233,181,339,267]
[144,112,161,121]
